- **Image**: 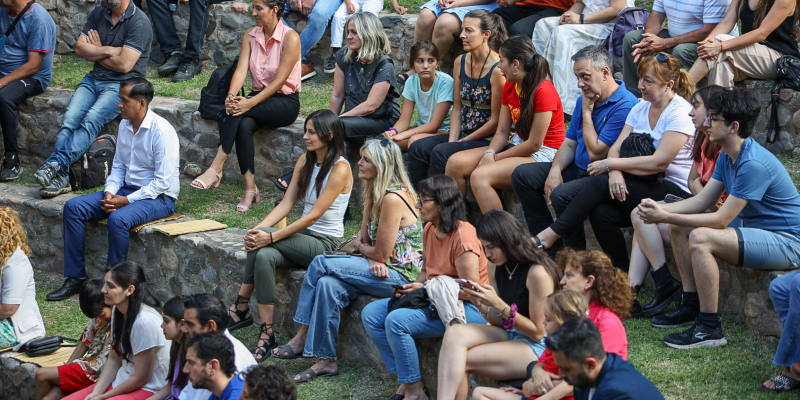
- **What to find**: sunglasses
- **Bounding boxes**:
[656,53,669,63]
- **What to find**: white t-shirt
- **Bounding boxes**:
[111,304,171,393]
[1,246,45,349]
[624,95,696,193]
[178,330,257,400]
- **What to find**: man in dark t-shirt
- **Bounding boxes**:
[34,0,152,199]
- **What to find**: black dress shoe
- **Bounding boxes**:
[46,277,85,301]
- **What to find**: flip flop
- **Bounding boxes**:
[273,344,301,359]
[397,73,409,84]
[274,170,293,193]
[760,372,800,392]
[294,367,339,383]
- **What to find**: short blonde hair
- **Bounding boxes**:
[0,207,31,275]
[341,12,391,63]
[544,290,588,325]
[361,138,418,223]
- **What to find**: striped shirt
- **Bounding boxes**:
[653,0,738,37]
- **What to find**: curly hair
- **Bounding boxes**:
[556,249,631,319]
[243,365,297,400]
[0,207,31,274]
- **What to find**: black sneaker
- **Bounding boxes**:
[173,58,201,82]
[0,153,22,182]
[40,173,72,198]
[158,52,185,77]
[324,55,336,74]
[34,161,60,187]
[650,301,697,328]
[663,322,728,349]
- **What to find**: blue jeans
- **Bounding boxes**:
[288,0,343,60]
[46,76,120,172]
[62,185,176,278]
[769,270,800,366]
[293,255,410,360]
[361,297,486,384]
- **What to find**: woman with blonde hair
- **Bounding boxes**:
[0,207,45,350]
[272,138,423,384]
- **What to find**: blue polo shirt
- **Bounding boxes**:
[566,80,638,170]
[208,374,244,400]
[712,137,800,238]
[0,4,56,89]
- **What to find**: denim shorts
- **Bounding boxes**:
[420,0,498,20]
[735,227,800,270]
[507,328,546,358]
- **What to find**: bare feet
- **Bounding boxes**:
[294,359,339,382]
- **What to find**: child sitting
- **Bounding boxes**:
[35,279,112,400]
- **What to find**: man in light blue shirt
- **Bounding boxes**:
[637,88,800,349]
[47,78,180,301]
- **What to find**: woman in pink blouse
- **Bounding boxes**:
[191,0,302,213]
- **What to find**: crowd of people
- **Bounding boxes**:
[1,0,800,396]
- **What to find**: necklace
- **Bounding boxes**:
[469,51,491,109]
[505,263,519,280]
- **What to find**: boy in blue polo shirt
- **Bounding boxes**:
[636,87,800,349]
[0,0,56,181]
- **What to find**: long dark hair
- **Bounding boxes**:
[500,35,550,141]
[477,210,562,291]
[107,261,161,363]
[296,109,347,200]
[691,85,727,163]
[463,9,508,52]
[739,0,799,33]
[417,175,467,234]
[164,296,188,390]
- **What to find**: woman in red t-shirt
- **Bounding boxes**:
[444,35,565,214]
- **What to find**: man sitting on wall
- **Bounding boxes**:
[46,79,179,301]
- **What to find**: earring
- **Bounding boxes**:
[512,69,518,75]
[584,286,589,290]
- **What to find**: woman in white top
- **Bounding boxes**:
[64,261,170,400]
[0,207,45,350]
[530,53,696,269]
[226,109,353,362]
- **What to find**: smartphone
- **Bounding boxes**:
[454,278,476,290]
[663,194,685,203]
[323,251,351,258]
[391,284,406,290]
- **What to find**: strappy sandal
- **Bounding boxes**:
[227,295,253,332]
[760,371,800,392]
[237,188,261,213]
[191,167,221,189]
[252,322,276,362]
[274,170,293,193]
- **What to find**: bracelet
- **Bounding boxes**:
[720,42,725,52]
[228,92,236,97]
[388,127,399,135]
[605,157,611,172]
[502,303,518,331]
[358,243,366,253]
[269,231,274,244]
[412,128,418,135]
[579,14,584,24]
[484,149,497,161]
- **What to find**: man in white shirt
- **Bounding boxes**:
[180,293,258,400]
[46,78,180,301]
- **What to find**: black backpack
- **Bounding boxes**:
[69,134,116,190]
[766,55,800,143]
[199,57,244,122]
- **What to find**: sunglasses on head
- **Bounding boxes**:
[656,53,669,63]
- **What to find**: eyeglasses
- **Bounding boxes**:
[656,53,669,63]
[415,198,435,208]
[705,114,726,124]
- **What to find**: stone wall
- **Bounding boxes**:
[741,80,800,155]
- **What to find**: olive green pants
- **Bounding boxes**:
[243,227,341,305]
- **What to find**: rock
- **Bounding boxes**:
[183,163,203,177]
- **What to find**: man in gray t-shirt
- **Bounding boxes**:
[33,0,152,199]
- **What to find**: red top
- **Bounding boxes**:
[502,81,565,150]
[514,0,573,11]
[531,349,575,400]
[695,139,728,203]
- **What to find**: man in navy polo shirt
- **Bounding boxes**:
[0,0,56,181]
[511,45,637,260]
[34,0,152,198]
[637,88,800,349]
[184,331,245,400]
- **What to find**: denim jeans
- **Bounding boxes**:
[361,297,486,384]
[769,270,800,366]
[290,0,343,60]
[293,255,410,360]
[46,76,120,172]
[62,185,176,278]
[143,0,183,55]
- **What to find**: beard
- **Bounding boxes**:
[191,371,212,390]
[564,370,595,391]
[100,0,121,9]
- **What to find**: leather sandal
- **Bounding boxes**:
[227,295,253,332]
[191,167,221,189]
[252,322,276,362]
[237,188,261,213]
[274,170,293,193]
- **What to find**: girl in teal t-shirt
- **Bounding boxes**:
[384,41,453,151]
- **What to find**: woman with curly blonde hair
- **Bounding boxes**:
[0,207,45,350]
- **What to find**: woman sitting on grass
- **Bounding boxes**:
[383,41,453,152]
[226,109,352,363]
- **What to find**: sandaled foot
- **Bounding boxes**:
[272,343,303,359]
[251,323,276,362]
[191,167,221,189]
[761,369,800,392]
[227,295,253,332]
[237,188,261,213]
[294,364,339,383]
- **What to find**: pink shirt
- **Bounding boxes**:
[248,22,301,94]
[589,302,628,360]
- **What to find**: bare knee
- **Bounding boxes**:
[434,14,460,37]
[688,227,715,254]
[470,167,492,189]
[441,323,471,349]
[471,386,491,400]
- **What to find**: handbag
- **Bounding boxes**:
[19,336,77,357]
[766,55,800,143]
[0,1,34,53]
[619,132,663,182]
